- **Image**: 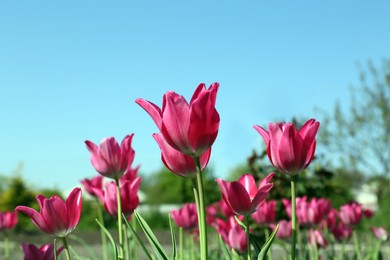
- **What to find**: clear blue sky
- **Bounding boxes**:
[0,1,389,192]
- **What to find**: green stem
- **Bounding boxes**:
[265,228,272,260]
[4,233,9,260]
[131,217,138,260]
[124,223,129,260]
[194,156,208,260]
[353,231,361,260]
[96,199,109,260]
[290,175,297,260]
[179,227,184,260]
[115,178,124,259]
[245,216,251,260]
[62,237,72,260]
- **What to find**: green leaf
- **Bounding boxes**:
[68,234,99,260]
[219,235,232,260]
[54,238,58,260]
[258,224,279,260]
[134,211,169,260]
[250,233,261,256]
[95,218,119,260]
[234,215,247,231]
[123,213,153,260]
[168,214,177,260]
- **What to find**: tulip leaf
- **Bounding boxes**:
[134,211,169,260]
[219,235,232,260]
[257,224,279,260]
[233,215,247,231]
[54,238,58,260]
[95,218,119,260]
[68,234,99,260]
[123,213,153,260]
[250,233,261,256]
[168,214,177,260]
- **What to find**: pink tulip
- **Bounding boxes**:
[339,202,362,225]
[362,208,374,218]
[0,210,18,230]
[120,165,141,184]
[251,200,277,225]
[213,216,247,252]
[321,208,338,230]
[16,188,82,237]
[21,243,64,260]
[218,199,235,218]
[309,229,328,248]
[85,135,135,179]
[136,82,220,157]
[254,119,320,175]
[94,179,141,218]
[371,227,389,241]
[171,203,198,231]
[216,173,274,216]
[80,175,104,198]
[153,132,211,177]
[331,223,352,241]
[270,220,292,239]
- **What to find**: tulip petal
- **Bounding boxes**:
[41,196,68,235]
[66,188,82,232]
[251,183,273,213]
[16,206,51,233]
[227,182,252,214]
[258,172,275,189]
[135,98,163,129]
[237,174,257,199]
[253,125,270,145]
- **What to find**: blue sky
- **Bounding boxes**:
[0,1,389,192]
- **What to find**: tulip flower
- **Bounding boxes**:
[270,220,292,239]
[339,202,362,225]
[16,188,82,237]
[213,216,247,253]
[94,179,141,219]
[0,211,18,230]
[371,227,389,241]
[85,135,135,179]
[254,119,320,175]
[136,82,220,157]
[171,203,198,231]
[309,229,328,248]
[21,243,64,260]
[80,175,104,198]
[216,173,274,216]
[331,223,352,241]
[251,200,277,225]
[218,199,235,218]
[153,132,211,177]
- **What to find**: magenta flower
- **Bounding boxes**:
[371,227,389,241]
[339,202,362,225]
[153,132,211,177]
[171,203,198,231]
[80,175,104,198]
[251,200,277,225]
[85,135,135,179]
[16,188,82,237]
[270,220,292,239]
[216,173,274,216]
[213,216,247,252]
[136,82,220,157]
[218,199,235,218]
[0,210,18,230]
[21,243,64,260]
[309,229,328,248]
[94,179,141,219]
[254,119,320,175]
[332,223,352,241]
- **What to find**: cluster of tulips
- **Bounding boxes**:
[1,83,388,259]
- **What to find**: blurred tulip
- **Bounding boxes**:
[331,223,352,241]
[254,119,320,175]
[94,179,141,218]
[136,82,220,156]
[321,208,338,230]
[85,135,135,179]
[153,132,211,177]
[213,216,247,252]
[362,208,374,218]
[21,243,64,260]
[0,210,18,230]
[80,175,103,198]
[218,199,235,218]
[120,165,140,184]
[171,203,198,231]
[339,202,362,225]
[251,200,277,225]
[216,173,274,216]
[16,188,82,237]
[270,220,292,239]
[309,229,328,248]
[371,227,389,241]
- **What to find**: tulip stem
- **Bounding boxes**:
[245,216,251,260]
[4,233,9,260]
[115,178,124,259]
[96,199,109,260]
[290,175,297,260]
[194,156,208,260]
[61,237,72,260]
[179,227,184,260]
